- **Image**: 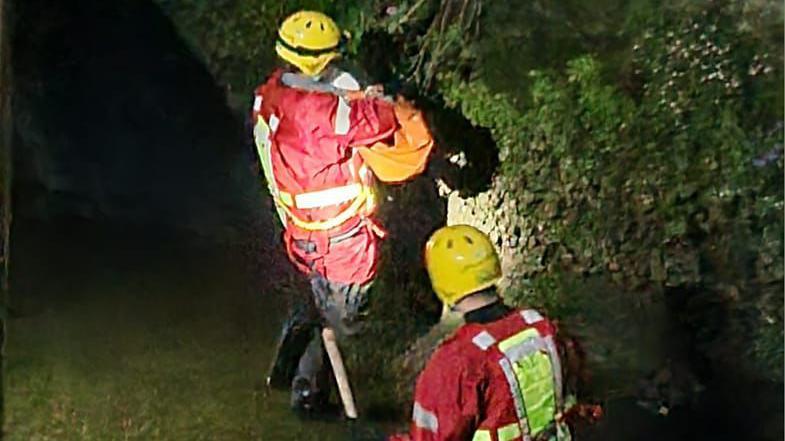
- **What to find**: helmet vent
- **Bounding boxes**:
[320,23,325,31]
[464,236,474,245]
[306,20,312,28]
[446,240,454,249]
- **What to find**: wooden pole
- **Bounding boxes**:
[321,327,358,419]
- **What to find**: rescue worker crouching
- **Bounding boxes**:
[253,11,434,413]
[390,225,574,441]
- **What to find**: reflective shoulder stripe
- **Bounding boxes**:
[472,330,497,351]
[502,336,547,362]
[413,402,439,433]
[499,358,528,428]
[498,422,522,441]
[253,95,262,112]
[268,114,280,132]
[331,71,361,91]
[472,429,492,441]
[498,328,540,354]
[335,97,351,135]
[521,309,544,324]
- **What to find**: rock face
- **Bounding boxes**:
[444,176,528,290]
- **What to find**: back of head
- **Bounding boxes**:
[425,225,502,308]
[275,10,342,77]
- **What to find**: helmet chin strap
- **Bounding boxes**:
[452,289,499,314]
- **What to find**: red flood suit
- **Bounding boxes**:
[252,69,396,287]
[390,307,572,441]
[253,67,432,410]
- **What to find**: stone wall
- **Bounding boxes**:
[442,175,528,291]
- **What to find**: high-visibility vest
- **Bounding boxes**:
[469,310,571,441]
[254,114,376,232]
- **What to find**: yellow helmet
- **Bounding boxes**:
[276,11,342,77]
[424,225,502,307]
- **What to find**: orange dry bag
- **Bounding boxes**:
[357,96,434,183]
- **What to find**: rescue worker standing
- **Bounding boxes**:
[252,11,433,412]
[390,225,573,441]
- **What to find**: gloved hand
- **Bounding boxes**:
[560,394,604,426]
[344,84,392,103]
[363,84,385,98]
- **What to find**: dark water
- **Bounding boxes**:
[581,364,784,441]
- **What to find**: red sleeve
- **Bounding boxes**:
[345,97,397,147]
[394,348,483,441]
[251,70,284,122]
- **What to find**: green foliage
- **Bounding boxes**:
[154,0,783,380]
[436,3,783,378]
[155,0,386,105]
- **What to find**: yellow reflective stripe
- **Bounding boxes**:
[270,146,377,231]
[255,116,288,227]
[293,183,363,209]
[278,191,295,207]
[358,164,377,212]
[278,186,372,231]
[498,423,522,441]
[472,429,492,441]
[365,188,376,212]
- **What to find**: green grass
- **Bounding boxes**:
[4,220,356,440]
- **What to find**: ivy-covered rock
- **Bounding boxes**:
[155,0,783,394]
[434,2,783,379]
